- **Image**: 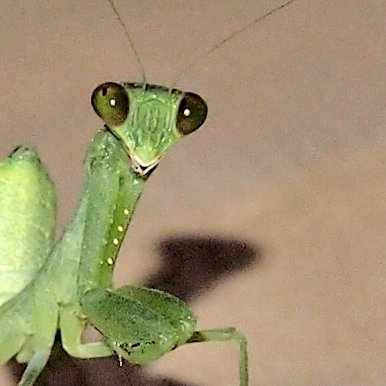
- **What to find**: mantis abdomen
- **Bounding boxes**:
[0,147,56,306]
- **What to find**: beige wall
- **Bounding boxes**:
[1,1,385,385]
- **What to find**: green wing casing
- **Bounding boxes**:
[0,146,56,306]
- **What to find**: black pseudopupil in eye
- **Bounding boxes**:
[91,82,129,127]
[176,92,208,135]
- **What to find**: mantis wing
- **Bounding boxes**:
[0,146,56,306]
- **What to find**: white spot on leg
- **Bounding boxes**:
[107,258,113,265]
[113,238,119,245]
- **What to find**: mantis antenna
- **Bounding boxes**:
[107,0,147,84]
[170,0,297,87]
[107,0,297,90]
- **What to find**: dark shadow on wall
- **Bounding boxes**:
[9,235,260,386]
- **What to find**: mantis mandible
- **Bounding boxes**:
[0,1,296,385]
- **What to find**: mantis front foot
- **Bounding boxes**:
[81,285,249,385]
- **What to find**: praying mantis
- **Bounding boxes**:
[0,1,297,385]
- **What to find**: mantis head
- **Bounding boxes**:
[91,82,207,175]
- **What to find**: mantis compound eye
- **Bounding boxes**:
[91,82,129,127]
[176,92,208,135]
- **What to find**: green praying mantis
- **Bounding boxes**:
[0,1,297,385]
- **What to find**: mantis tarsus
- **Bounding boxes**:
[1,1,297,385]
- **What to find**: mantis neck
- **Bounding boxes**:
[77,129,148,296]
